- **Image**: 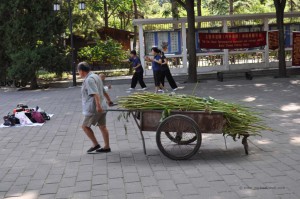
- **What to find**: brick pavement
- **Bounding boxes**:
[0,76,300,199]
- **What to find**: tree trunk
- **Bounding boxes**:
[30,75,38,90]
[274,0,287,77]
[229,0,234,26]
[186,0,197,82]
[133,0,138,50]
[229,0,233,15]
[197,0,201,28]
[171,0,179,29]
[104,0,109,27]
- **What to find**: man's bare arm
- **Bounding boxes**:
[104,92,113,106]
[92,94,103,112]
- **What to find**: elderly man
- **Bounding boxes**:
[78,62,112,153]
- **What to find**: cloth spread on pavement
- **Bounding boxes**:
[0,114,54,128]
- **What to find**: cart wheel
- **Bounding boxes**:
[165,132,197,144]
[156,114,202,160]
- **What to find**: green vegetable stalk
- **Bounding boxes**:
[118,93,272,140]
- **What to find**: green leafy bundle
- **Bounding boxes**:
[118,92,272,140]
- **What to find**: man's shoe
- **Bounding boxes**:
[87,144,100,153]
[142,87,148,90]
[96,148,111,153]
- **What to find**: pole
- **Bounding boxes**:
[263,18,269,68]
[68,0,76,86]
[138,25,145,74]
[222,20,229,71]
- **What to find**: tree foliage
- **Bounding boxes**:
[0,0,68,88]
[78,38,127,67]
[202,0,274,15]
[1,0,298,87]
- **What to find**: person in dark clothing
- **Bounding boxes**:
[145,47,163,93]
[160,51,178,91]
[123,50,147,91]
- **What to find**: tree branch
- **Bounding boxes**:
[108,5,120,19]
[174,0,187,9]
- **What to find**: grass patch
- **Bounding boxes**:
[38,71,70,81]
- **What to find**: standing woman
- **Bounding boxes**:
[160,51,178,91]
[145,47,163,93]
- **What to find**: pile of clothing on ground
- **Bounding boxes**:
[2,104,51,127]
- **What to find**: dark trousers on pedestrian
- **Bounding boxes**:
[153,71,162,87]
[161,69,177,89]
[131,71,147,89]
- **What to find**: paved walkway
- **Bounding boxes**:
[0,76,300,199]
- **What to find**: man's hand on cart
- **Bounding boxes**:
[108,101,117,107]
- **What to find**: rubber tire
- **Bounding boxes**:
[156,114,202,160]
[165,132,197,145]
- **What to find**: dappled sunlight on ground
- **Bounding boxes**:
[292,118,300,124]
[0,76,300,198]
[281,103,300,112]
[242,96,256,102]
[290,137,300,145]
[256,104,264,107]
[20,190,39,199]
[290,80,300,85]
[254,83,266,87]
[257,139,273,145]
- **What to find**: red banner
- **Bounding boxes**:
[268,31,279,50]
[199,32,267,49]
[292,32,300,66]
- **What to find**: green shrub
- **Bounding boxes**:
[78,38,128,68]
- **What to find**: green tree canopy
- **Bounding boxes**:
[1,0,68,88]
[78,38,127,67]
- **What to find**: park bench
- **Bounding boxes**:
[217,70,253,82]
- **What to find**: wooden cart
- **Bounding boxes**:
[129,110,249,160]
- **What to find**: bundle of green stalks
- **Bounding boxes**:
[118,92,272,140]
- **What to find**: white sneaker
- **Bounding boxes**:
[126,88,135,91]
[142,87,148,90]
[157,89,164,93]
[173,88,178,91]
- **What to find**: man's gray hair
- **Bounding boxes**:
[77,62,91,72]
